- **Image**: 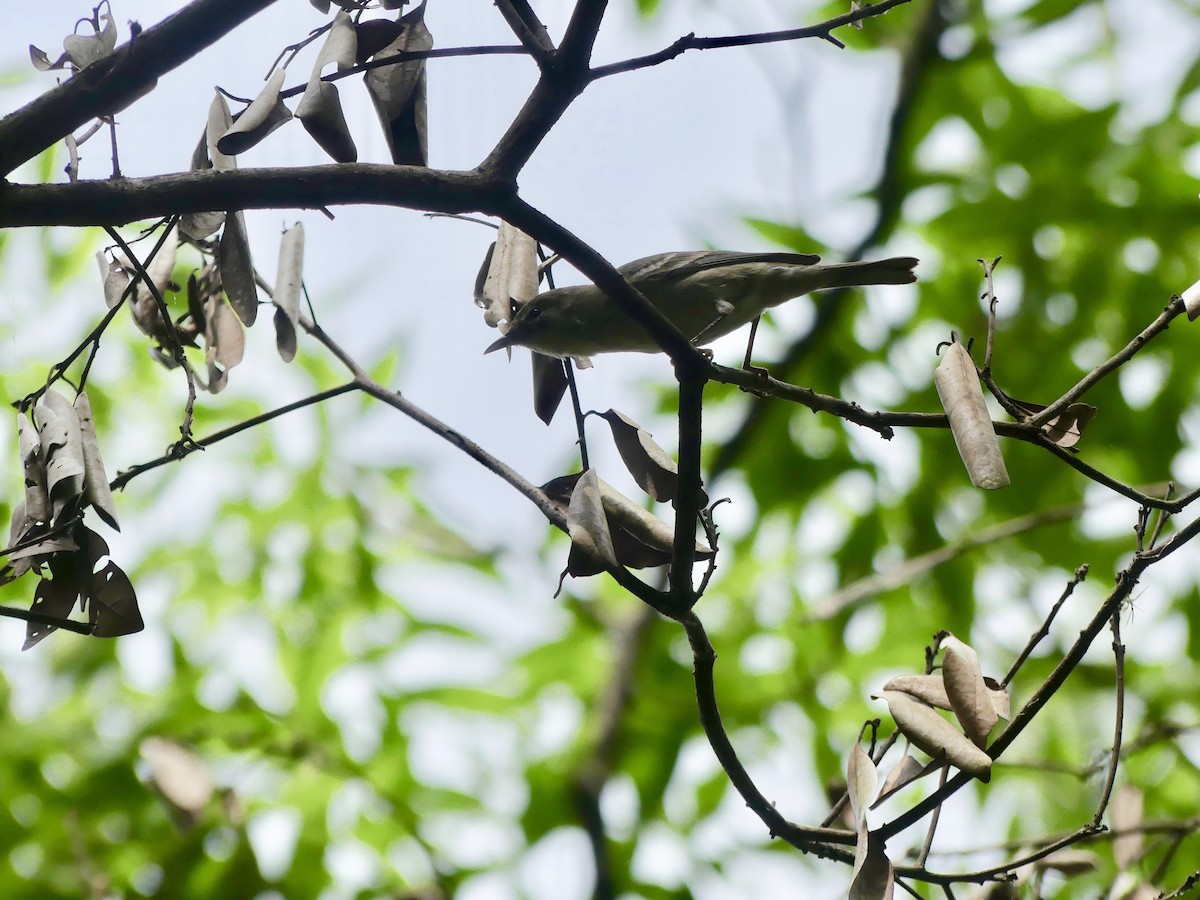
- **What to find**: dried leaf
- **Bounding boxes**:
[180,121,227,238]
[206,91,237,172]
[599,409,704,504]
[871,752,928,808]
[62,6,117,70]
[18,413,51,524]
[543,474,712,574]
[272,223,304,363]
[39,391,85,521]
[74,391,118,530]
[140,738,214,826]
[880,673,951,709]
[218,211,258,326]
[136,225,179,299]
[6,533,78,563]
[217,68,294,156]
[873,690,992,781]
[296,79,357,163]
[598,480,712,566]
[531,353,568,425]
[847,742,877,835]
[1182,277,1200,320]
[364,3,431,166]
[205,295,246,386]
[1009,397,1097,449]
[934,341,1009,489]
[941,635,998,748]
[24,556,83,650]
[481,223,538,328]
[30,44,67,72]
[566,469,618,571]
[849,831,894,900]
[1111,785,1144,871]
[88,561,143,637]
[355,19,404,63]
[317,11,358,71]
[882,672,1009,722]
[97,251,131,308]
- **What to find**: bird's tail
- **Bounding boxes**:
[810,256,919,290]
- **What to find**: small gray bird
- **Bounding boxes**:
[484,251,918,359]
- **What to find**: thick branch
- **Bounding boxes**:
[0,165,503,227]
[0,0,281,176]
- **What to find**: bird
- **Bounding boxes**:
[484,250,918,360]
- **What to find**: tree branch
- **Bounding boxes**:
[0,0,282,176]
[0,165,502,227]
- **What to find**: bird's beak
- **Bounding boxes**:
[484,333,514,355]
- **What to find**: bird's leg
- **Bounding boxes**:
[740,315,771,383]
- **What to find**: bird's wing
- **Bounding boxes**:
[617,251,823,285]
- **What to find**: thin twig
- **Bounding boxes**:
[1002,564,1088,686]
[1092,612,1126,827]
[590,0,914,79]
[917,766,949,868]
[110,384,358,490]
[1027,297,1187,429]
[680,610,856,852]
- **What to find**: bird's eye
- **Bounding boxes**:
[526,306,542,321]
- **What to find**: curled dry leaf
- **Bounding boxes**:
[31,3,116,72]
[316,11,358,71]
[296,14,358,162]
[24,565,81,650]
[1009,397,1097,449]
[204,296,246,394]
[74,391,119,530]
[1182,277,1200,321]
[88,561,144,637]
[873,690,992,781]
[934,340,1009,490]
[17,413,51,524]
[941,634,998,748]
[481,223,538,329]
[39,391,85,522]
[206,91,237,173]
[543,473,713,576]
[273,223,304,362]
[847,742,877,842]
[531,353,568,425]
[140,738,214,827]
[881,672,1010,722]
[217,68,294,156]
[365,2,431,166]
[297,80,357,163]
[218,211,258,326]
[849,831,894,900]
[567,469,618,572]
[179,94,233,239]
[599,409,706,505]
[871,752,928,808]
[97,251,131,309]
